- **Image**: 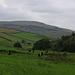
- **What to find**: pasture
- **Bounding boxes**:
[0,50,75,75]
[0,28,75,75]
[0,32,34,49]
[9,32,45,41]
[9,32,55,42]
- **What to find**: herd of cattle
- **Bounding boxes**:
[0,49,48,56]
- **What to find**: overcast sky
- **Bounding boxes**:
[0,0,75,30]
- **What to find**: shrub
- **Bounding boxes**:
[32,38,51,50]
[14,41,22,48]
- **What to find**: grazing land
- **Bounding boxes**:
[9,32,54,42]
[0,27,75,75]
[0,51,75,75]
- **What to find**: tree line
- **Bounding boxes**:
[13,32,75,53]
[52,32,75,52]
[32,32,75,52]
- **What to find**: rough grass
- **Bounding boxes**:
[0,51,75,75]
[0,29,74,75]
[0,36,75,75]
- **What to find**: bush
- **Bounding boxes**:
[14,41,22,48]
[32,38,51,50]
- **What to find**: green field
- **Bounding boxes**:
[9,32,47,42]
[0,31,49,49]
[0,33,33,50]
[0,28,75,75]
[0,51,75,75]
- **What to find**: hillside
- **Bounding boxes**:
[0,26,75,75]
[0,27,56,50]
[0,21,73,37]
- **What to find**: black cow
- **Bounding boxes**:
[38,53,41,57]
[8,51,12,55]
[29,50,31,52]
[41,52,44,55]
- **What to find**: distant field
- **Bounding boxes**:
[0,27,20,33]
[0,33,22,42]
[0,31,55,50]
[9,32,45,41]
[0,33,33,50]
[0,31,47,50]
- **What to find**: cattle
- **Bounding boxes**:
[38,53,41,57]
[0,49,3,52]
[8,51,12,55]
[28,50,31,52]
[41,52,44,55]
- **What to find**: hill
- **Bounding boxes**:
[0,27,56,50]
[0,26,75,75]
[0,21,73,37]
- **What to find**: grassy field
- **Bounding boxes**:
[0,32,34,50]
[9,32,47,42]
[0,33,22,42]
[0,31,56,50]
[0,28,75,75]
[0,51,75,75]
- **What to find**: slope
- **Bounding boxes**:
[0,21,73,37]
[0,27,56,50]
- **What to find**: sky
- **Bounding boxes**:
[0,0,75,31]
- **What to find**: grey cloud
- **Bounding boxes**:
[0,0,75,30]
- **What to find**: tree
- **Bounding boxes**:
[32,38,51,50]
[71,32,75,36]
[14,41,22,48]
[52,33,75,52]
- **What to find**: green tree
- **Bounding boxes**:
[14,41,22,48]
[71,32,75,36]
[52,33,75,52]
[32,38,51,50]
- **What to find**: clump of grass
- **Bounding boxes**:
[44,52,75,64]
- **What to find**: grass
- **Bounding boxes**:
[0,41,74,75]
[0,28,74,75]
[0,32,35,49]
[0,33,22,42]
[9,32,49,42]
[0,51,75,75]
